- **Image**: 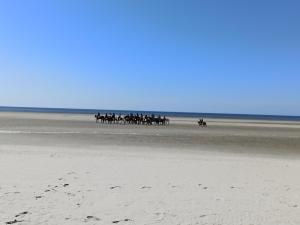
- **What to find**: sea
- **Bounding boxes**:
[0,106,300,122]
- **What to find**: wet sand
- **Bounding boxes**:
[1,112,300,225]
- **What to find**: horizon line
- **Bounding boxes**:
[0,105,300,118]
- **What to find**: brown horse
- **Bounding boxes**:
[95,114,105,123]
[198,119,207,127]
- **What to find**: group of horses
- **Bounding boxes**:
[95,113,170,126]
[94,112,208,127]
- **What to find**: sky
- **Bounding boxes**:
[0,0,299,115]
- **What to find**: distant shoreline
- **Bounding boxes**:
[1,106,300,122]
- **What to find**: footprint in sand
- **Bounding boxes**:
[15,211,29,218]
[199,213,216,219]
[66,192,76,197]
[168,183,179,188]
[46,185,58,192]
[110,186,121,190]
[112,219,132,223]
[5,192,21,195]
[84,216,100,222]
[68,172,76,175]
[140,186,152,189]
[5,219,23,224]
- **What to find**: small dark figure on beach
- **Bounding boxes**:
[198,118,207,127]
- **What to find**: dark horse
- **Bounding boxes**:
[95,113,105,123]
[198,118,207,127]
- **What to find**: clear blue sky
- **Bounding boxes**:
[0,0,299,115]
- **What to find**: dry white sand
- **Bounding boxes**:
[0,112,300,225]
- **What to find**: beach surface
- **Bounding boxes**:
[1,112,300,225]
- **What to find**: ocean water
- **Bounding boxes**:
[0,106,300,121]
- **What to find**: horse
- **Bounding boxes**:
[105,115,114,124]
[115,115,123,124]
[123,115,131,125]
[95,114,105,123]
[198,119,207,127]
[163,118,170,125]
[95,114,99,123]
[145,117,153,125]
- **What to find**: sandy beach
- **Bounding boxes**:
[1,112,300,225]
